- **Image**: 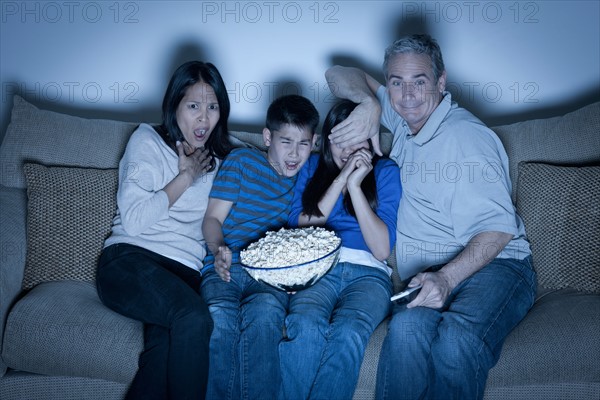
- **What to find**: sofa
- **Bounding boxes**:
[0,94,598,400]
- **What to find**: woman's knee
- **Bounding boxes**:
[172,300,213,333]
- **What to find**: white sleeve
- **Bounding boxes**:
[116,126,170,236]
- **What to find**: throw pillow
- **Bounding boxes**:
[22,163,118,290]
[516,162,600,293]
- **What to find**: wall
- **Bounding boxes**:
[1,0,599,143]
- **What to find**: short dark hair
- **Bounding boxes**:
[383,34,445,82]
[265,94,319,135]
[158,61,233,161]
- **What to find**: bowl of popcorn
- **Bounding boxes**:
[240,227,342,292]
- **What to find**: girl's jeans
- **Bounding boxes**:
[280,262,393,400]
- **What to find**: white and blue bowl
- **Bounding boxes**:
[241,240,341,292]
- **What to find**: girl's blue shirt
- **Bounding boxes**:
[288,153,401,255]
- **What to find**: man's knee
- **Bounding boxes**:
[389,308,439,338]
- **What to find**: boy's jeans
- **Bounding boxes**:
[201,265,289,400]
[376,256,537,400]
[280,262,393,400]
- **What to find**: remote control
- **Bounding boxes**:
[390,285,422,302]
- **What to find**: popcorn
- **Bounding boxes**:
[241,227,341,290]
[241,227,340,267]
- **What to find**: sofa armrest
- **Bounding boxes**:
[0,185,27,376]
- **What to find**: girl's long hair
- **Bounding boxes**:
[302,100,379,218]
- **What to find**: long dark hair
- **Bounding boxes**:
[302,100,379,218]
[155,61,233,169]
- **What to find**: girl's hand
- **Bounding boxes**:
[338,148,372,183]
[177,141,212,182]
[346,149,373,188]
[214,245,232,282]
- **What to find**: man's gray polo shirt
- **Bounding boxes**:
[377,87,531,280]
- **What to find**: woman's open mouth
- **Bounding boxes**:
[194,129,208,141]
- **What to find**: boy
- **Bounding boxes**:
[201,94,319,400]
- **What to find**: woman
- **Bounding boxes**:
[96,61,233,400]
[279,100,401,400]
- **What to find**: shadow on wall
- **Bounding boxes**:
[327,12,600,128]
[2,25,599,143]
[228,74,318,134]
[482,88,600,127]
[0,41,212,144]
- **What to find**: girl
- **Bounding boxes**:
[279,99,401,400]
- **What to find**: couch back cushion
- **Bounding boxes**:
[492,101,600,201]
[0,95,138,189]
[0,95,280,189]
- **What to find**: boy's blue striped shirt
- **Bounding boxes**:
[202,148,296,272]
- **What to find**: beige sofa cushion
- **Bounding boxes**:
[516,162,600,293]
[0,95,137,189]
[22,163,118,290]
[486,288,600,398]
[493,102,600,201]
[2,281,142,383]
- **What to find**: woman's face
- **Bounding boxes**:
[175,81,220,149]
[330,140,370,169]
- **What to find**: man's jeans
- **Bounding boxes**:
[201,265,289,400]
[280,262,393,400]
[376,256,537,400]
[96,243,212,400]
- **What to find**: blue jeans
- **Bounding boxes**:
[201,265,289,400]
[376,256,537,400]
[96,243,212,400]
[280,262,393,400]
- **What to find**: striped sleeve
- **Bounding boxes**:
[212,148,296,257]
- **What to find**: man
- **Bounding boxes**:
[325,34,536,399]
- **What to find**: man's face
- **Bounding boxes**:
[263,123,316,177]
[386,52,446,135]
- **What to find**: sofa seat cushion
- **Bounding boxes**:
[0,370,128,400]
[1,281,142,384]
[486,288,600,392]
[0,186,27,375]
[353,320,388,400]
